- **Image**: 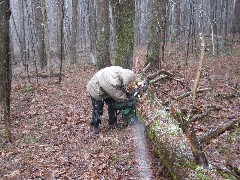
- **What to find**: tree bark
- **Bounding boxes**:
[42,0,53,76]
[146,0,167,70]
[70,0,78,64]
[19,0,27,70]
[234,0,240,35]
[175,0,181,41]
[58,0,64,84]
[88,0,97,64]
[96,0,111,69]
[114,0,135,69]
[56,0,64,62]
[34,0,46,69]
[140,96,231,179]
[0,0,12,141]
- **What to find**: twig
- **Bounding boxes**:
[163,88,212,105]
[149,75,169,84]
[142,63,151,73]
[177,88,212,101]
[147,69,173,80]
[191,106,210,123]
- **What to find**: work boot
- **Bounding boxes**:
[93,126,101,134]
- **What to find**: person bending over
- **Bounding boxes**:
[86,66,136,134]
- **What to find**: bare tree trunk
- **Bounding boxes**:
[19,0,27,71]
[56,0,63,61]
[42,0,53,76]
[88,0,97,64]
[96,0,111,69]
[175,0,181,41]
[34,0,46,69]
[70,0,78,64]
[146,0,167,70]
[210,0,217,55]
[114,0,135,69]
[59,0,65,84]
[0,0,12,142]
[235,0,240,39]
[135,0,141,45]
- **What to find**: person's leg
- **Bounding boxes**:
[104,98,117,126]
[90,97,104,129]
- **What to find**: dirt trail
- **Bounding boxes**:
[0,64,170,179]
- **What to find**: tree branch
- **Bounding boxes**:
[175,88,212,101]
[199,119,239,144]
[191,33,205,108]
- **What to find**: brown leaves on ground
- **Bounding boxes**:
[0,44,239,179]
[0,65,170,179]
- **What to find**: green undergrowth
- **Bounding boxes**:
[20,85,35,93]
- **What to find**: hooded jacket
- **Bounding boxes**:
[86,66,135,102]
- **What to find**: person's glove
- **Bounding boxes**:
[125,96,138,108]
[112,96,138,110]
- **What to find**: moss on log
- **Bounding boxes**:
[140,95,236,179]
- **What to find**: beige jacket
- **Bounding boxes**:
[86,66,135,102]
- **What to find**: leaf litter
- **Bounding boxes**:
[0,64,170,179]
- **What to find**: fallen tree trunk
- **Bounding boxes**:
[140,95,236,179]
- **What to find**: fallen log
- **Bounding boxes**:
[140,95,236,179]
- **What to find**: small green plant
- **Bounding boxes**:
[195,173,208,180]
[218,144,229,154]
[230,127,240,141]
[21,85,35,93]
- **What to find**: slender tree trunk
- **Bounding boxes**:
[34,0,46,69]
[42,0,53,76]
[135,0,141,45]
[70,0,78,64]
[210,0,217,55]
[88,0,97,64]
[175,0,181,41]
[96,0,111,69]
[56,0,63,61]
[0,0,12,141]
[224,0,228,40]
[235,0,240,38]
[19,0,27,71]
[59,0,64,84]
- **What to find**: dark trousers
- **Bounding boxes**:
[90,96,117,127]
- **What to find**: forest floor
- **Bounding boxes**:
[0,44,239,179]
[0,62,171,179]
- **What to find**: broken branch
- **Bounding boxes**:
[192,33,205,108]
[176,88,212,101]
[199,119,239,144]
